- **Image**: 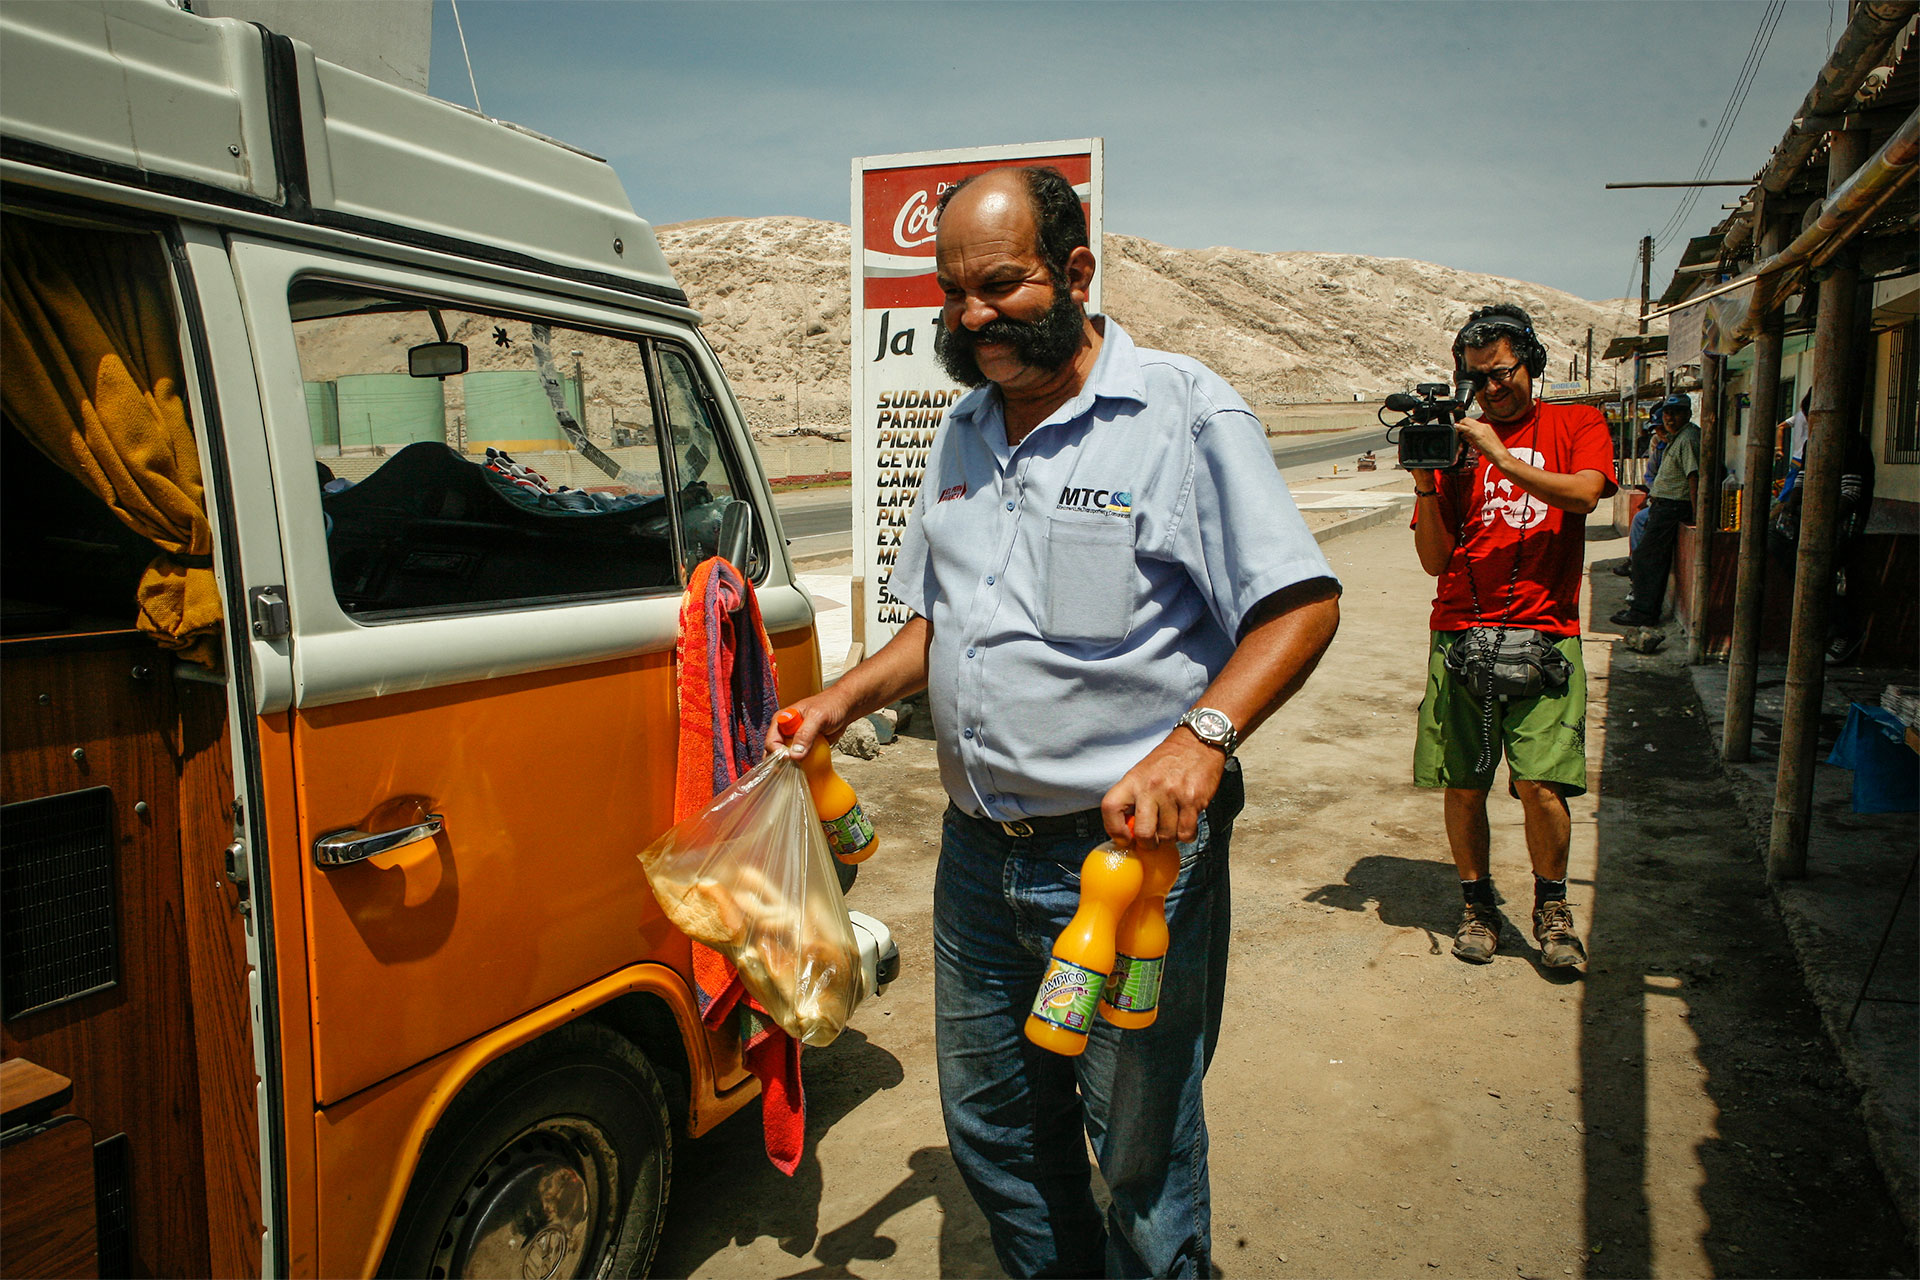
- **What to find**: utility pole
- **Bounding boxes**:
[1638,235,1653,334]
[1625,235,1653,491]
[1585,326,1594,393]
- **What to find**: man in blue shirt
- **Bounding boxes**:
[772,166,1340,1278]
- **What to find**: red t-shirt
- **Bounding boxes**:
[1416,401,1618,636]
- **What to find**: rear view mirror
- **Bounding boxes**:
[408,341,469,378]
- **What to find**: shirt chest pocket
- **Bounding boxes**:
[1042,513,1137,645]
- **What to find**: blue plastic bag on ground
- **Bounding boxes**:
[1827,705,1919,814]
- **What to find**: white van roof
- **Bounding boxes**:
[0,0,686,306]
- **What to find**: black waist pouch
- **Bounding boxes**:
[1444,627,1572,701]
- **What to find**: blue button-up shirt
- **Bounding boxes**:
[892,318,1336,820]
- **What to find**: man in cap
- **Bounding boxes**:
[1613,394,1700,628]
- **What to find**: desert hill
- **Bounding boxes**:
[656,216,1649,438]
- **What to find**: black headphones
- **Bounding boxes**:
[1453,304,1548,379]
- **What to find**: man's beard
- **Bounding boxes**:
[934,281,1086,388]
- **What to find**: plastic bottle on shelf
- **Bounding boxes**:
[1025,839,1144,1056]
[1720,468,1741,531]
[1099,830,1180,1029]
[775,709,878,864]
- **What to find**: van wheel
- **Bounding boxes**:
[379,1022,671,1280]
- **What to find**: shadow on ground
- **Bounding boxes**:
[651,1026,998,1278]
[1580,581,1910,1278]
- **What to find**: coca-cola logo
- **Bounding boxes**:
[891,184,952,251]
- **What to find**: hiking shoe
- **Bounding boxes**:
[1452,903,1504,964]
[1533,900,1588,968]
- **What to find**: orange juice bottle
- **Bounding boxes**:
[1025,840,1144,1056]
[1099,834,1179,1029]
[776,709,878,863]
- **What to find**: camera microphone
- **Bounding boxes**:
[1384,392,1423,413]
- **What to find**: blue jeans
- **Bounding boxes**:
[933,764,1242,1279]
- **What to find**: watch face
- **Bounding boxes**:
[1191,709,1230,741]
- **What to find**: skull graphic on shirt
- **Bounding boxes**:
[1480,447,1549,531]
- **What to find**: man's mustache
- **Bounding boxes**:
[945,317,1048,349]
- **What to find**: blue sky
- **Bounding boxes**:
[428,1,1838,301]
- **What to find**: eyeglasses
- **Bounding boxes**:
[1473,359,1527,387]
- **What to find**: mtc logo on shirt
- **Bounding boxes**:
[1057,486,1133,518]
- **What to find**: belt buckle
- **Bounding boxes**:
[999,819,1035,838]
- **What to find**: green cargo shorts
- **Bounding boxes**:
[1413,630,1589,795]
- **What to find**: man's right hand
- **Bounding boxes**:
[766,690,852,760]
[768,615,933,761]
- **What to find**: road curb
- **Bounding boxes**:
[1311,496,1414,545]
[791,545,852,570]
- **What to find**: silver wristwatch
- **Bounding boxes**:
[1178,706,1238,757]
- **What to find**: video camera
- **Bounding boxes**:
[1382,372,1479,472]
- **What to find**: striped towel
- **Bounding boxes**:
[674,556,804,1174]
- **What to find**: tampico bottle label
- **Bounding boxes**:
[1104,953,1164,1013]
[1030,958,1103,1032]
[822,803,875,861]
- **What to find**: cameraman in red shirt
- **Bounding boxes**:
[1409,305,1618,968]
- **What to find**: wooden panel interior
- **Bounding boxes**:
[0,1115,100,1279]
[1,1056,74,1127]
[174,678,265,1278]
[1,636,258,1278]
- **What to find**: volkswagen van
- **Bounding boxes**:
[0,3,869,1275]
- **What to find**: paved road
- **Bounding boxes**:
[774,426,1391,560]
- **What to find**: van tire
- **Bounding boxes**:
[378,1022,672,1279]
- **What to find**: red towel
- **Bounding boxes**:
[674,556,805,1174]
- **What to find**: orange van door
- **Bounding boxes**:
[227,239,817,1106]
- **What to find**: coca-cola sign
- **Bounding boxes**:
[851,140,1101,647]
[891,184,942,250]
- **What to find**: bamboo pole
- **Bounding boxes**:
[1686,354,1723,664]
[1723,218,1786,763]
[1768,129,1870,882]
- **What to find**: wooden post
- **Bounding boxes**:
[1686,353,1724,663]
[1768,129,1870,882]
[1723,217,1787,763]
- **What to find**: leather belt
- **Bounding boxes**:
[955,805,1108,841]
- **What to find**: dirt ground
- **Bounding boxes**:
[650,514,1913,1280]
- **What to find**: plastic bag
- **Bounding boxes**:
[638,752,863,1046]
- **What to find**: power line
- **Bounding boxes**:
[1653,0,1785,255]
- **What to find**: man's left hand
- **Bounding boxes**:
[1101,731,1226,846]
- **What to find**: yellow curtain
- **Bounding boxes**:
[1,217,222,666]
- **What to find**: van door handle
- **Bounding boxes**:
[313,815,444,867]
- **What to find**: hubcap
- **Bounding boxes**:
[431,1118,621,1280]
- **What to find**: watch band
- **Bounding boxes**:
[1179,706,1239,757]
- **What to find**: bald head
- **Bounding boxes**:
[936,165,1088,283]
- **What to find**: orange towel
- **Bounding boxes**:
[674,556,805,1174]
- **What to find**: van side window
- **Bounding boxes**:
[655,345,760,578]
[290,281,683,619]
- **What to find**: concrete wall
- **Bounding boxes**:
[752,439,852,480]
